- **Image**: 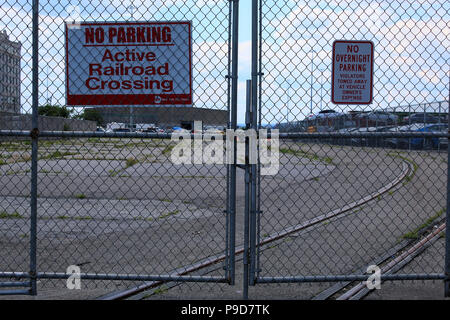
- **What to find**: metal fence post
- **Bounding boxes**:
[30,0,39,296]
[445,97,450,297]
[249,0,259,287]
[228,0,239,286]
[243,79,252,300]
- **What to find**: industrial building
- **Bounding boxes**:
[0,30,21,114]
[91,106,228,130]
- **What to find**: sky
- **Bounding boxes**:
[0,0,449,125]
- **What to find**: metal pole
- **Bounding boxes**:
[224,0,233,284]
[438,102,441,152]
[243,79,251,300]
[310,49,314,115]
[228,0,239,286]
[409,104,411,151]
[30,0,39,296]
[249,0,259,289]
[445,94,450,297]
[256,0,263,280]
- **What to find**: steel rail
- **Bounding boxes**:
[336,222,446,300]
[99,157,412,299]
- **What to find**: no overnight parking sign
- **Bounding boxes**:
[331,40,374,105]
[65,21,192,106]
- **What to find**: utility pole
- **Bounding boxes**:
[310,49,315,115]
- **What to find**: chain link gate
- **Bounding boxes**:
[242,0,450,299]
[0,0,240,298]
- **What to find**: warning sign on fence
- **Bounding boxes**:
[331,40,373,105]
[65,21,192,106]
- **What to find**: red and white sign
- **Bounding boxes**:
[65,21,192,106]
[332,40,374,105]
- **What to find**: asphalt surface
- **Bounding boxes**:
[0,139,448,300]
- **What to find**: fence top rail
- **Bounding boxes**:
[278,132,450,139]
[0,130,449,139]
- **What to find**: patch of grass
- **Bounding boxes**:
[0,211,23,219]
[161,145,174,155]
[6,169,31,175]
[401,207,445,240]
[41,151,78,160]
[75,193,86,199]
[159,198,173,203]
[87,138,104,144]
[108,158,139,177]
[56,215,69,220]
[152,285,169,295]
[279,147,333,164]
[108,169,119,177]
[387,152,418,184]
[158,210,180,220]
[125,157,139,168]
[312,177,319,182]
[74,216,92,220]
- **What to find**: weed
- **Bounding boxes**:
[74,216,92,220]
[159,210,180,219]
[401,208,445,240]
[387,152,418,184]
[125,158,139,168]
[279,148,333,164]
[0,211,23,219]
[152,285,169,295]
[161,145,174,155]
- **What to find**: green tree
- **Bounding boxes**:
[38,105,72,118]
[73,108,103,125]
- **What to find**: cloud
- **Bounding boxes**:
[256,0,449,122]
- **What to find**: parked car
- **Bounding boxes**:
[357,111,399,125]
[438,136,448,149]
[403,113,440,124]
[142,127,158,133]
[350,126,393,147]
[113,128,131,133]
[410,123,448,149]
[384,124,448,149]
[383,125,414,149]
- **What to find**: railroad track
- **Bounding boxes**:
[319,221,446,300]
[100,159,416,300]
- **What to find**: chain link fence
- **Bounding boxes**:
[0,0,237,298]
[0,0,449,300]
[248,0,450,299]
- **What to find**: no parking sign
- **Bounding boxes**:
[332,40,374,105]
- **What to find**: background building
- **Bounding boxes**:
[0,30,21,114]
[92,106,228,130]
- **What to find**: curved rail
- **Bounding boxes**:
[101,158,413,300]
